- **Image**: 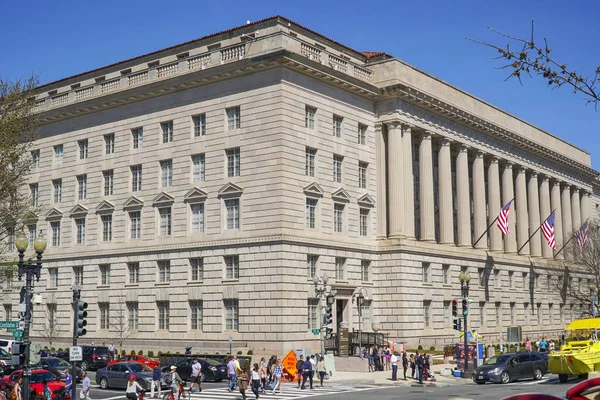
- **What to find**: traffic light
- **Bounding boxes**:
[11,342,26,366]
[452,299,458,317]
[453,318,462,331]
[324,305,333,338]
[76,300,88,337]
[462,299,468,316]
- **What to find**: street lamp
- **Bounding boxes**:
[16,231,47,400]
[458,271,471,378]
[313,272,329,355]
[353,288,367,356]
[589,283,597,318]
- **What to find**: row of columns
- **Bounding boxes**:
[376,121,592,258]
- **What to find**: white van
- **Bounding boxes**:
[0,339,14,354]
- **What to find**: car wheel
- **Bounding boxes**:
[200,373,206,383]
[80,361,89,371]
[559,374,569,383]
[500,371,510,384]
[100,378,109,389]
[533,368,543,380]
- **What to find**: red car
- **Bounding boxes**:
[0,369,69,399]
[108,355,160,369]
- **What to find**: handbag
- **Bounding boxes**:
[323,373,330,380]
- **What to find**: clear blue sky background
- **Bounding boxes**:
[2,0,598,167]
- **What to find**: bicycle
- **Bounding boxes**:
[161,385,186,400]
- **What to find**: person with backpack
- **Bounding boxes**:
[238,365,249,400]
[295,355,304,389]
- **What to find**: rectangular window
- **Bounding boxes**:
[157,301,170,330]
[161,121,174,143]
[104,133,115,154]
[30,183,39,207]
[335,257,345,280]
[308,298,319,330]
[129,211,141,239]
[32,150,40,169]
[305,147,316,177]
[359,208,369,236]
[28,225,36,248]
[159,207,172,237]
[306,198,317,228]
[101,215,113,242]
[333,203,344,233]
[510,303,516,325]
[359,162,368,189]
[224,299,239,331]
[128,262,139,284]
[226,107,241,130]
[73,266,83,287]
[53,179,62,203]
[189,154,205,184]
[361,260,370,282]
[495,303,501,325]
[3,305,11,321]
[78,140,88,160]
[132,128,143,149]
[225,199,240,229]
[131,165,142,192]
[103,170,114,196]
[537,304,542,324]
[190,258,204,281]
[333,154,343,183]
[48,268,58,288]
[77,175,87,200]
[307,255,318,278]
[423,262,431,283]
[51,221,61,247]
[358,124,367,145]
[193,114,206,137]
[548,303,554,325]
[423,301,431,328]
[158,260,170,283]
[75,218,86,244]
[225,255,239,280]
[190,300,203,330]
[495,270,501,288]
[509,271,515,289]
[191,203,205,233]
[442,264,450,285]
[226,148,240,177]
[160,160,173,188]
[54,145,64,165]
[332,115,343,137]
[305,106,316,129]
[127,302,139,330]
[478,268,485,286]
[99,264,111,285]
[480,302,486,326]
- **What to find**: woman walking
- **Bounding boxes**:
[10,377,23,400]
[402,352,409,380]
[251,363,260,399]
[271,359,283,395]
[409,354,415,379]
[238,365,249,400]
[259,358,268,394]
[316,356,326,387]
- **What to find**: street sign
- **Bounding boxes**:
[6,327,16,333]
[12,330,23,339]
[0,321,19,329]
[70,346,83,362]
[311,328,320,335]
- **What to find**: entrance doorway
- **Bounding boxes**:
[336,299,347,332]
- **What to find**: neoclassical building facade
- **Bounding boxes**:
[2,16,600,352]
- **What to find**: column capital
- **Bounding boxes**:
[385,120,403,130]
[401,123,414,134]
[562,182,572,189]
[488,155,501,164]
[457,143,470,153]
[529,171,539,179]
[374,122,384,131]
[572,187,580,193]
[420,131,433,140]
[539,174,551,183]
[473,150,485,158]
[436,136,453,146]
[516,166,527,174]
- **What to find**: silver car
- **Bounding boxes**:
[96,362,154,390]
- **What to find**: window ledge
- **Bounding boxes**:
[97,285,110,289]
[222,279,239,284]
[335,280,348,285]
[155,282,170,287]
[46,287,58,291]
[361,281,374,286]
[124,283,139,288]
[442,284,452,288]
[422,282,433,287]
[187,281,204,286]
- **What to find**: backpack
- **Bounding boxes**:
[296,360,304,370]
[164,373,173,386]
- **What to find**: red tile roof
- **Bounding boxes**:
[361,52,388,59]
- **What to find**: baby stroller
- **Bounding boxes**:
[421,367,436,382]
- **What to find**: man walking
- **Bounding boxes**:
[81,371,91,400]
[227,356,237,392]
[295,355,304,389]
[415,352,424,384]
[189,359,203,393]
[300,356,313,389]
[151,364,161,398]
[108,342,115,361]
[390,352,398,381]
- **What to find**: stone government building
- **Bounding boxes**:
[3,15,600,352]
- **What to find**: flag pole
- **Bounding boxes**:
[517,209,556,255]
[553,234,576,259]
[473,197,515,249]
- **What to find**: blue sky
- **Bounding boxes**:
[2,0,598,167]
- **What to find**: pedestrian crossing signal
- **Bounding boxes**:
[452,318,462,331]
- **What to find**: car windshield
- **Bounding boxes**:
[128,364,152,373]
[483,355,511,366]
[201,359,221,366]
[30,372,60,383]
[94,348,110,354]
[0,348,9,357]
[44,359,71,368]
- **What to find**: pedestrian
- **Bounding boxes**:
[108,342,115,361]
[151,364,161,399]
[64,370,73,399]
[415,353,424,384]
[409,354,415,379]
[227,356,237,392]
[41,381,51,400]
[238,365,249,400]
[539,337,548,353]
[402,352,408,380]
[295,355,304,388]
[126,375,144,400]
[316,356,326,387]
[372,346,381,371]
[9,377,23,400]
[188,359,202,393]
[549,340,556,352]
[251,363,260,399]
[301,356,313,389]
[259,357,267,394]
[390,352,398,381]
[271,359,283,395]
[525,337,531,352]
[309,355,316,382]
[366,349,374,372]
[81,371,91,400]
[169,366,184,400]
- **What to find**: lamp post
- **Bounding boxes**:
[589,284,597,318]
[313,272,329,356]
[15,231,47,400]
[459,271,471,378]
[353,288,367,356]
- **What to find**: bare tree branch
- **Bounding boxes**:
[110,296,132,355]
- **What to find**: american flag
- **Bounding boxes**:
[541,211,557,250]
[576,219,589,248]
[497,199,513,235]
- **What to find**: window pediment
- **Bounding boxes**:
[218,182,243,199]
[46,207,63,221]
[123,196,144,211]
[95,200,115,215]
[152,191,175,207]
[69,204,88,217]
[331,188,351,203]
[24,212,39,224]
[184,187,208,203]
[357,193,375,208]
[303,182,324,198]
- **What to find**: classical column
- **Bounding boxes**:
[375,123,387,238]
[527,172,542,257]
[403,124,415,239]
[571,188,582,231]
[438,139,454,244]
[487,157,502,251]
[472,151,487,249]
[502,163,517,253]
[550,180,564,259]
[515,167,529,255]
[581,192,592,223]
[561,184,573,238]
[419,133,435,241]
[539,176,552,258]
[456,145,471,247]
[387,121,404,238]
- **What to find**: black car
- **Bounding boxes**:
[78,346,111,371]
[161,358,227,382]
[36,357,82,382]
[473,352,548,384]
